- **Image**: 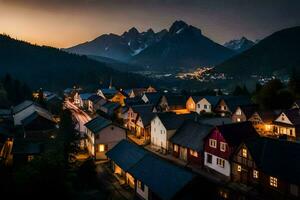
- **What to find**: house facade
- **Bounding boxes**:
[204,122,259,178]
[248,111,276,137]
[85,116,126,160]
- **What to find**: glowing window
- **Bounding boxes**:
[174,144,179,152]
[209,139,217,148]
[237,165,241,172]
[242,148,247,158]
[190,150,198,157]
[253,170,259,179]
[98,144,105,152]
[270,176,278,187]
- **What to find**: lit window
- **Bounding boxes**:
[253,170,259,179]
[190,150,198,157]
[174,144,179,152]
[220,142,226,152]
[270,176,278,187]
[98,144,105,152]
[209,139,217,148]
[242,148,247,158]
[237,118,241,122]
[217,158,225,168]
[28,155,34,162]
[137,180,145,191]
[237,165,241,172]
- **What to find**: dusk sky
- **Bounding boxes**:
[0,0,300,48]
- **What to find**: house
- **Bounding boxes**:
[12,101,57,139]
[135,111,155,144]
[273,108,300,141]
[106,139,149,188]
[204,121,259,178]
[248,111,277,136]
[125,88,147,98]
[150,112,195,153]
[79,93,94,109]
[196,96,221,114]
[170,120,213,165]
[99,102,121,117]
[97,87,118,99]
[84,116,126,160]
[127,104,154,132]
[141,93,162,106]
[124,96,145,107]
[231,137,300,199]
[128,154,196,200]
[232,105,258,123]
[214,96,253,116]
[87,94,106,112]
[186,96,202,112]
[111,91,128,106]
[158,94,188,113]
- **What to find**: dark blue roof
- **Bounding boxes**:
[128,154,196,200]
[84,116,112,133]
[106,140,149,171]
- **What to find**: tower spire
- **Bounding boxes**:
[109,77,113,89]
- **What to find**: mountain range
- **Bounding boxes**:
[223,37,256,53]
[216,26,300,77]
[66,20,235,71]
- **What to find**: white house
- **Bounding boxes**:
[150,112,191,153]
[196,96,221,114]
[84,116,126,160]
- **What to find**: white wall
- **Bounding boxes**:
[204,152,231,177]
[151,116,167,149]
[274,113,293,125]
[136,181,149,200]
[196,98,212,114]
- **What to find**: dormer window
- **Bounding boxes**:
[209,139,217,148]
[242,148,247,158]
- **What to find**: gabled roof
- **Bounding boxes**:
[216,121,259,146]
[84,116,112,133]
[131,104,154,114]
[80,93,94,100]
[128,154,195,200]
[199,117,232,126]
[106,139,149,171]
[279,108,300,125]
[88,94,104,104]
[102,102,120,111]
[13,100,34,114]
[170,120,213,152]
[143,93,162,105]
[189,96,202,103]
[138,112,156,127]
[164,94,187,107]
[21,110,55,126]
[244,137,300,184]
[124,96,144,106]
[236,104,258,118]
[220,96,253,112]
[201,96,222,107]
[100,87,117,95]
[156,112,196,130]
[254,110,277,123]
[125,88,146,97]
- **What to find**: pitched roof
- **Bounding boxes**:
[80,93,94,100]
[255,110,277,123]
[100,87,117,95]
[170,120,213,152]
[143,93,162,105]
[131,104,154,114]
[106,139,149,171]
[13,100,34,114]
[138,112,156,127]
[164,94,187,107]
[237,104,258,118]
[21,110,55,126]
[216,121,259,146]
[190,96,202,103]
[280,108,300,125]
[202,96,222,107]
[128,154,195,200]
[102,102,120,111]
[244,137,300,184]
[221,96,253,112]
[84,116,112,133]
[199,117,232,126]
[88,94,104,103]
[156,112,194,130]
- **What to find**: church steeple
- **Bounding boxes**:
[109,77,113,89]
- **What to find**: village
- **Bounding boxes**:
[0,78,299,200]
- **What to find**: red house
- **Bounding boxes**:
[204,121,259,178]
[170,120,213,165]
